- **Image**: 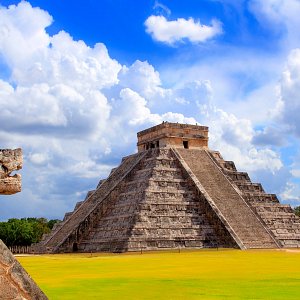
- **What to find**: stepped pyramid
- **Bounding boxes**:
[36,122,300,253]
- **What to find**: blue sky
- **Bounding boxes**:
[1,0,300,220]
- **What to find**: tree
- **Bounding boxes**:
[0,217,60,246]
[47,219,60,230]
[294,206,300,217]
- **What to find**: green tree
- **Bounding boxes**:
[294,206,300,217]
[47,219,60,230]
[0,217,60,246]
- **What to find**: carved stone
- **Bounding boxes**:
[0,148,48,299]
[0,241,48,300]
[0,148,22,195]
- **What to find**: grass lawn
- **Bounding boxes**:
[17,249,300,299]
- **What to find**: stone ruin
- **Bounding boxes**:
[0,148,22,195]
[36,122,300,253]
[0,148,48,300]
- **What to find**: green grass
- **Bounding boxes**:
[17,249,300,299]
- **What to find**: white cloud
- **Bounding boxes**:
[12,30,121,89]
[0,1,52,67]
[116,88,161,126]
[249,0,300,25]
[290,169,300,178]
[118,60,169,103]
[28,152,50,165]
[252,125,287,147]
[249,0,300,46]
[203,107,283,173]
[145,15,222,45]
[277,49,300,137]
[0,1,292,220]
[280,181,300,203]
[153,1,171,16]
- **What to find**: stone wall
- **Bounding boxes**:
[137,122,209,151]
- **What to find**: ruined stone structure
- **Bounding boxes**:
[37,123,300,253]
[0,148,22,195]
[0,148,48,300]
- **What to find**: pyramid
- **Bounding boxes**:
[36,122,300,253]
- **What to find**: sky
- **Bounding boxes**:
[1,0,300,221]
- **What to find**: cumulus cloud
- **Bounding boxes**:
[174,83,282,175]
[115,88,161,126]
[202,107,283,173]
[277,49,300,137]
[0,2,205,220]
[252,126,286,147]
[249,0,300,46]
[280,181,300,203]
[145,15,222,45]
[249,0,300,26]
[0,1,52,67]
[118,60,170,103]
[28,152,50,165]
[0,1,291,220]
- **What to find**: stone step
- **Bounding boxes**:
[242,241,277,249]
[235,182,265,193]
[253,203,294,212]
[97,179,106,188]
[145,187,193,194]
[175,148,279,249]
[74,200,84,211]
[257,212,298,218]
[243,193,279,204]
[63,212,73,221]
[41,151,148,251]
[225,171,251,183]
[223,161,237,171]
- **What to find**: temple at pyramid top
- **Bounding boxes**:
[137,122,209,152]
[36,122,300,254]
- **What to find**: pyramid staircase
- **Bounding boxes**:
[175,149,279,249]
[35,122,300,253]
[36,148,238,253]
[209,150,300,248]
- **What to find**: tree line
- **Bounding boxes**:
[0,217,60,247]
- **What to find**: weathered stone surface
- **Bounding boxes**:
[37,148,236,253]
[0,240,47,300]
[209,150,300,248]
[0,148,48,299]
[175,148,279,249]
[36,122,300,252]
[137,122,208,151]
[0,148,22,195]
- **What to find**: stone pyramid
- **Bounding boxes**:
[36,122,300,253]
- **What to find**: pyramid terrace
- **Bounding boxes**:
[35,123,300,253]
